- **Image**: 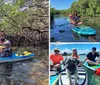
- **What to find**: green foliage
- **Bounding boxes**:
[50,0,100,17]
[0,0,48,34]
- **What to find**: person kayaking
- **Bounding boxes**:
[0,38,5,44]
[4,40,12,57]
[84,47,100,65]
[72,48,80,64]
[69,13,75,24]
[72,48,84,66]
[69,11,83,25]
[50,48,64,71]
[0,30,6,44]
[0,30,6,39]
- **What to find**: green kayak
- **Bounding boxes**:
[84,62,100,71]
[84,62,100,85]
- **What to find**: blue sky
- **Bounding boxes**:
[50,0,77,10]
[50,43,100,54]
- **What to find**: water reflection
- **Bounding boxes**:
[50,17,96,42]
[73,32,96,42]
[0,63,12,85]
[51,20,55,29]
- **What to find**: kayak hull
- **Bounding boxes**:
[73,27,96,35]
[50,74,61,85]
[67,18,96,35]
[0,53,34,63]
[50,66,87,85]
[84,62,100,85]
[59,67,87,85]
[70,24,96,35]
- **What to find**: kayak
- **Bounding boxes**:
[69,24,96,35]
[50,73,61,85]
[67,18,96,35]
[84,62,100,71]
[0,53,34,63]
[59,66,87,85]
[50,66,87,85]
[83,62,100,85]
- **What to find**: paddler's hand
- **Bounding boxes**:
[96,61,100,65]
[62,61,65,65]
[54,64,60,68]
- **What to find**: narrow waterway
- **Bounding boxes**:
[50,17,97,42]
[0,47,48,85]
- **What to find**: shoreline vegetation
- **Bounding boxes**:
[0,0,49,48]
[50,0,100,29]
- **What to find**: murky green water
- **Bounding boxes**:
[50,17,98,42]
[0,47,48,85]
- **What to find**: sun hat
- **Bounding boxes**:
[54,48,60,52]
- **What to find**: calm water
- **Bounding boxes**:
[0,47,48,85]
[50,17,97,42]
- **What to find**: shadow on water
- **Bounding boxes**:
[50,17,96,42]
[0,47,48,85]
[0,63,13,85]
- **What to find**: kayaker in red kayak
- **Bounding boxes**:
[50,48,64,71]
[84,47,100,65]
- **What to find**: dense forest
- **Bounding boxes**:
[0,0,49,47]
[51,0,100,17]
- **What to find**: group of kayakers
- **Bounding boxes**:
[0,30,12,57]
[50,47,100,71]
[69,11,83,25]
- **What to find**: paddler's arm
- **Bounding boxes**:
[60,55,65,65]
[97,53,100,59]
[97,54,100,59]
[77,55,79,60]
[83,57,88,63]
[98,55,100,59]
[84,53,89,63]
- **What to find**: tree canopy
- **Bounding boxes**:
[51,0,100,17]
[0,0,49,46]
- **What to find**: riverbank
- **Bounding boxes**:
[81,16,100,28]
